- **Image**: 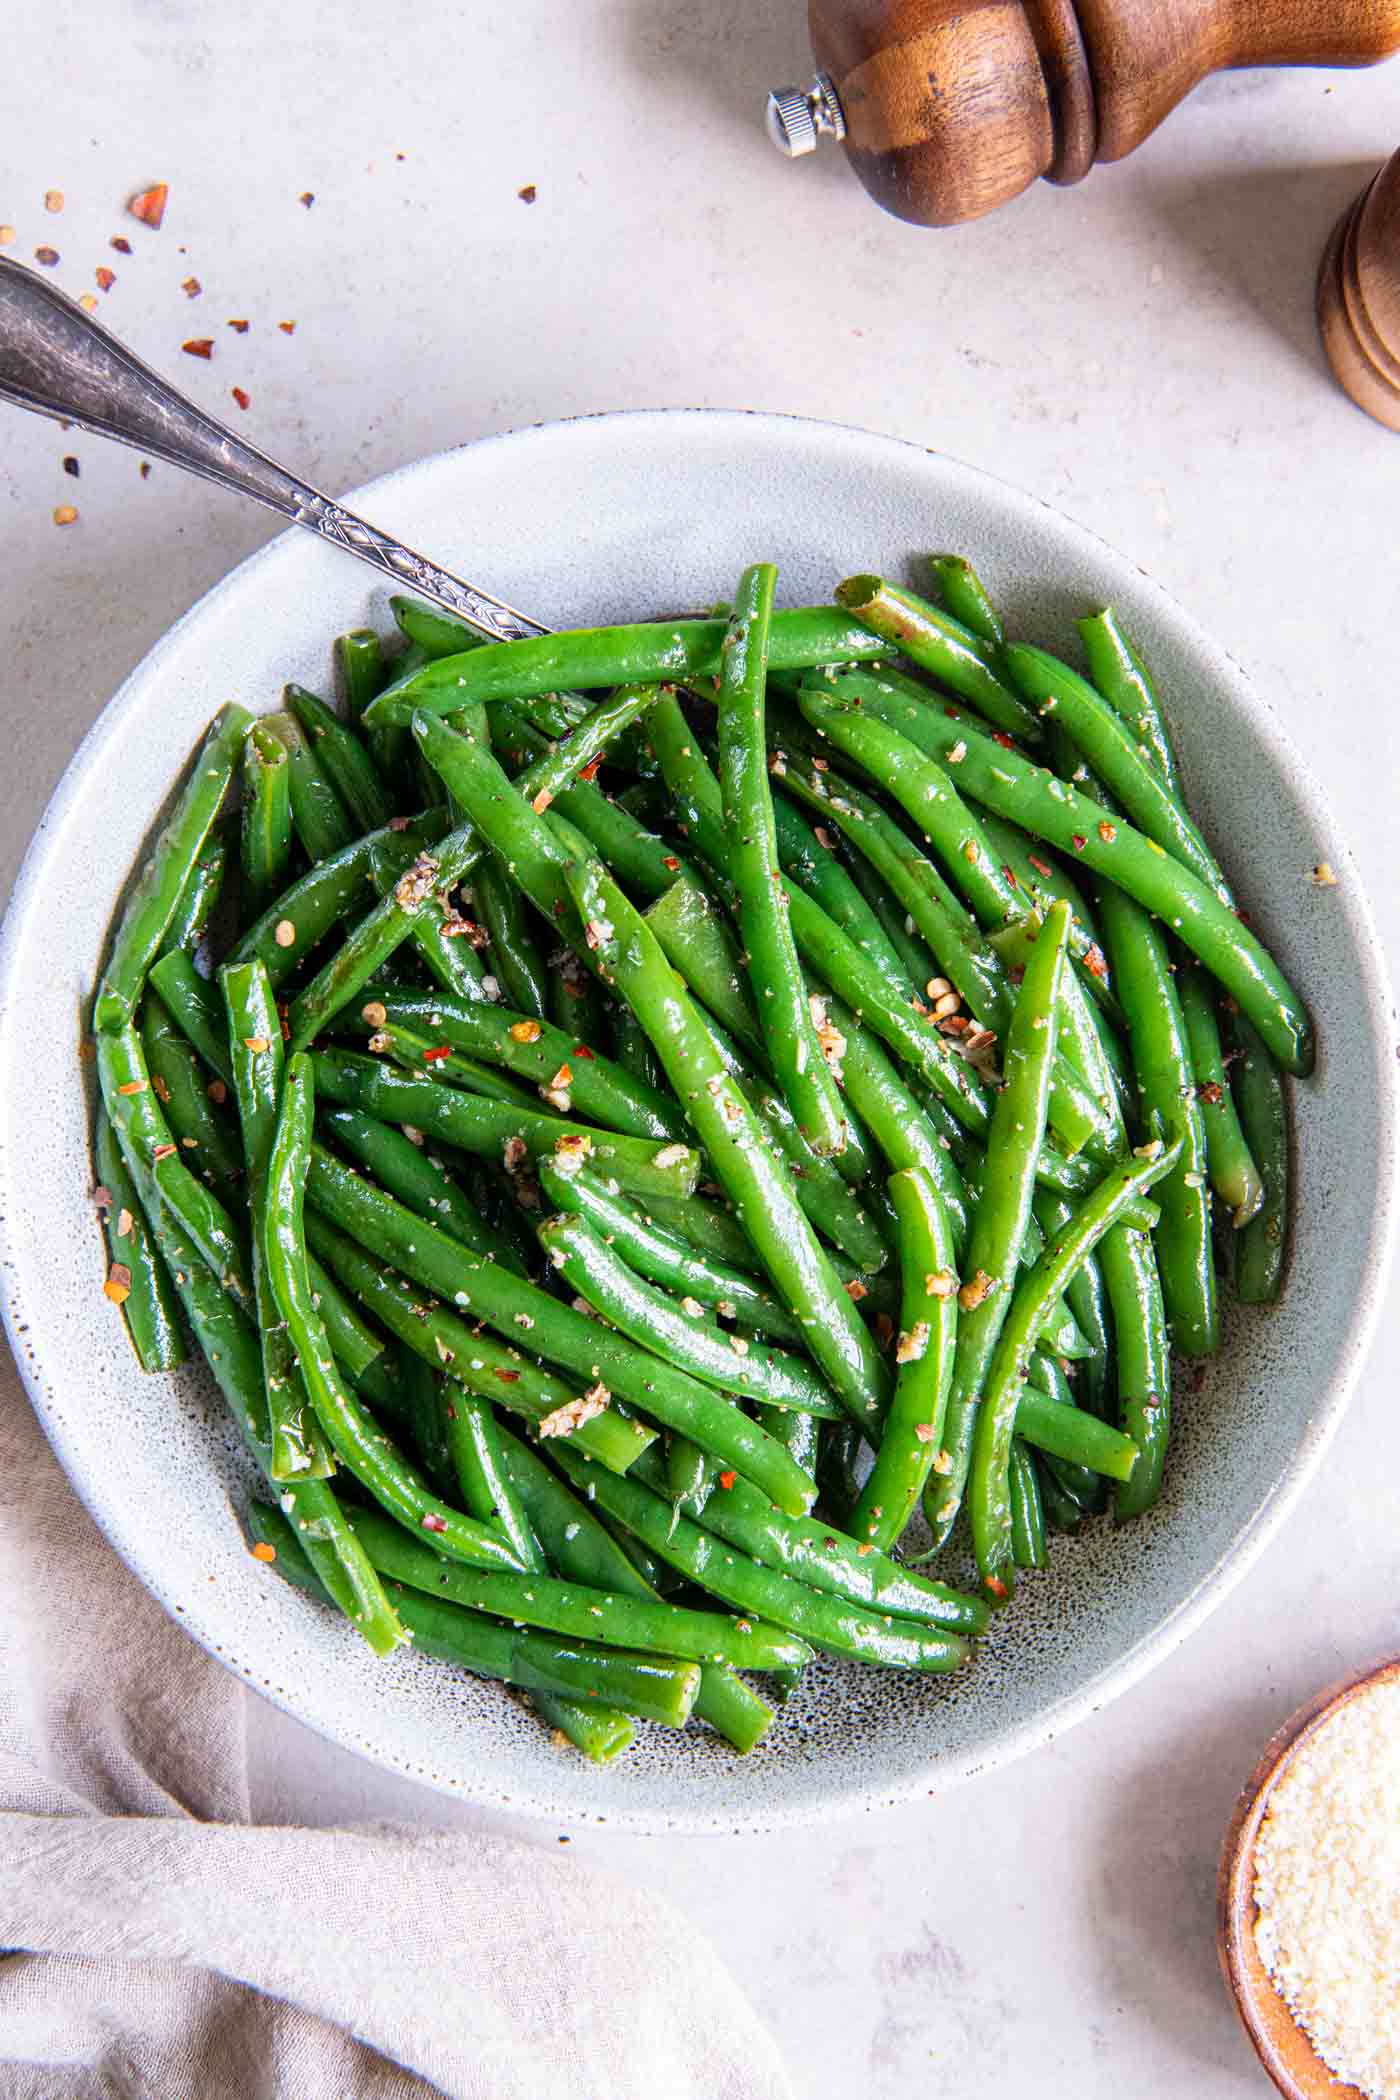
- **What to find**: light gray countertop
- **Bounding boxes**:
[3,7,1398,2092]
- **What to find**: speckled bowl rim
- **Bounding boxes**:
[1,408,1395,1834]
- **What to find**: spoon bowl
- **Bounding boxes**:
[1218,1656,1400,2098]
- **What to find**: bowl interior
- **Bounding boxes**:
[1,410,1393,1832]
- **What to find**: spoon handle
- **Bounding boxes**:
[0,256,547,644]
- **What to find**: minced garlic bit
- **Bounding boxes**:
[958,1268,995,1312]
[926,1271,957,1299]
[1254,1676,1400,2099]
[275,919,297,949]
[895,1321,930,1365]
[509,1019,542,1043]
[728,1332,750,1357]
[652,1143,690,1170]
[1311,861,1339,888]
[394,853,440,912]
[538,1383,611,1439]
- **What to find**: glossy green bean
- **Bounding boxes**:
[155,838,227,962]
[929,555,1007,654]
[473,854,550,1019]
[1096,1223,1171,1518]
[364,608,892,728]
[302,1206,652,1474]
[539,1156,803,1344]
[976,811,1119,1016]
[240,722,293,922]
[798,675,1313,1078]
[268,708,356,864]
[311,1047,699,1200]
[140,992,243,1200]
[1008,1439,1047,1568]
[822,1000,971,1253]
[850,1168,958,1548]
[229,811,448,987]
[537,1208,840,1421]
[771,787,910,995]
[286,684,395,835]
[833,575,1039,741]
[1077,609,1180,794]
[94,1106,186,1371]
[318,1102,526,1272]
[362,1016,544,1110]
[1013,1387,1139,1481]
[1032,1187,1114,1422]
[1228,1011,1290,1303]
[335,628,389,724]
[148,949,234,1087]
[264,1057,530,1570]
[967,1136,1183,1598]
[94,705,252,1032]
[1177,963,1265,1227]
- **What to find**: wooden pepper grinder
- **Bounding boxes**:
[1317,146,1400,430]
[767,1,1400,227]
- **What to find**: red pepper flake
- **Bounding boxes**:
[572,1043,595,1060]
[944,705,961,719]
[298,190,315,208]
[116,1078,147,1096]
[250,1539,277,1562]
[843,1278,868,1301]
[422,1044,452,1064]
[1001,864,1018,888]
[182,338,214,359]
[1082,943,1108,979]
[1071,833,1087,852]
[180,275,202,298]
[227,318,250,333]
[718,1471,737,1491]
[230,387,251,411]
[110,234,132,254]
[53,503,79,527]
[139,462,151,480]
[34,246,60,267]
[575,758,601,783]
[95,265,116,292]
[278,319,296,334]
[991,731,1016,750]
[420,1512,448,1533]
[662,855,680,872]
[1198,1079,1224,1105]
[517,184,538,204]
[128,183,169,228]
[152,1143,177,1162]
[62,456,79,478]
[494,1367,521,1383]
[1097,819,1117,844]
[985,1574,1009,1600]
[1028,852,1053,878]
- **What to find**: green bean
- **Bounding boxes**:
[799,675,1314,1078]
[472,855,550,1020]
[367,1019,548,1111]
[311,1047,699,1200]
[1036,1455,1085,1534]
[1228,1011,1290,1303]
[850,1167,958,1549]
[230,811,448,987]
[1094,881,1217,1357]
[666,1432,718,1519]
[364,608,892,728]
[833,575,1039,741]
[264,1057,530,1570]
[644,1192,763,1277]
[155,838,228,962]
[539,1156,803,1344]
[318,1102,526,1272]
[335,628,389,724]
[537,1208,841,1421]
[1096,1223,1171,1518]
[989,914,1123,1158]
[94,705,252,1032]
[815,1417,862,1524]
[107,1128,401,1651]
[390,594,492,661]
[377,848,492,1006]
[436,1370,541,1575]
[148,949,234,1087]
[1008,1440,1047,1569]
[302,1207,652,1475]
[344,1499,810,1672]
[976,811,1120,1016]
[94,1107,186,1371]
[660,658,847,1164]
[551,1445,969,1673]
[967,1136,1183,1598]
[266,708,356,864]
[823,1000,971,1254]
[140,991,243,1201]
[929,555,1007,654]
[357,991,683,1142]
[1178,965,1265,1228]
[1078,609,1180,794]
[608,999,665,1092]
[560,854,891,1434]
[1003,644,1226,900]
[96,1025,252,1313]
[771,787,911,996]
[306,1144,817,1514]
[286,684,395,835]
[220,962,331,1481]
[1013,1387,1139,1481]
[240,722,293,922]
[1032,1188,1114,1422]
[305,1247,390,1384]
[920,901,1070,1551]
[398,1351,457,1500]
[252,1500,698,1728]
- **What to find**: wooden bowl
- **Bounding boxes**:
[1218,1656,1400,2096]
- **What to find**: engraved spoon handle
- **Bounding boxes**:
[0,255,548,643]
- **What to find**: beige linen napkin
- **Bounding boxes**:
[0,1360,792,2099]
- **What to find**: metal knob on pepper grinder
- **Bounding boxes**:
[767,0,1400,228]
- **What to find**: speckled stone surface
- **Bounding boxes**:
[2,8,1400,2091]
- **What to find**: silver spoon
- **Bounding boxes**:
[0,254,548,643]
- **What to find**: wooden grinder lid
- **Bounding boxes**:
[1318,146,1400,431]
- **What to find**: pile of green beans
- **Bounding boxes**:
[89,556,1309,1757]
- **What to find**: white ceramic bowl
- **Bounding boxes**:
[1,411,1393,1833]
